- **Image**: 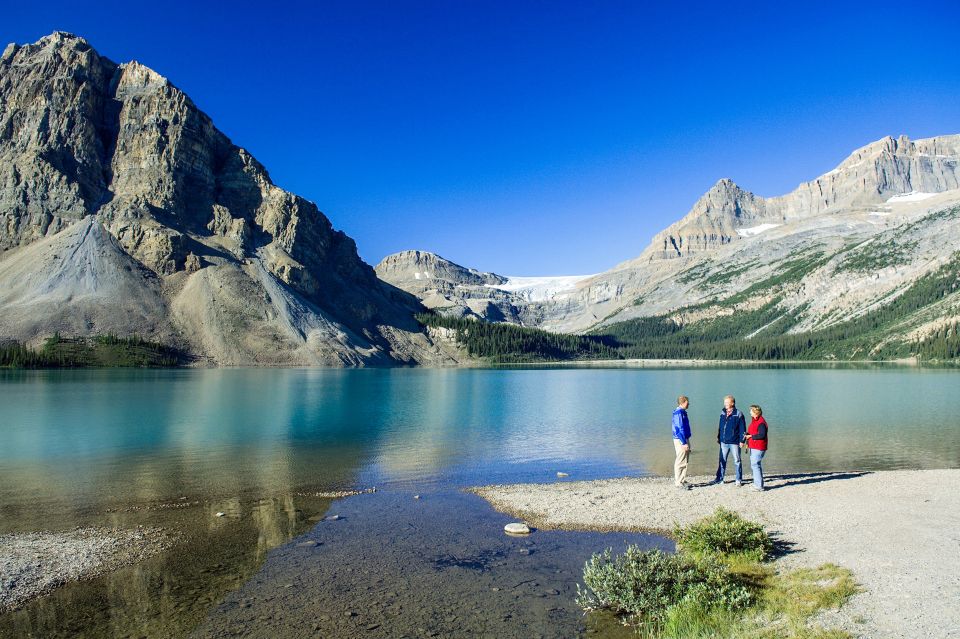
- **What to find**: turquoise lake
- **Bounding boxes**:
[1,366,958,637]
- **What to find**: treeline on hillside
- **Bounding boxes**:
[416,313,620,362]
[419,253,960,363]
[596,252,960,361]
[0,334,184,368]
[915,323,960,361]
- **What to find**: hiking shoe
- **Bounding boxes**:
[675,483,691,491]
[751,486,764,492]
[735,481,743,487]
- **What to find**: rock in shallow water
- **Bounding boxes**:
[503,522,530,535]
[295,540,319,548]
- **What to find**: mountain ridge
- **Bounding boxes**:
[386,133,960,360]
[3,32,958,364]
[643,133,960,260]
[0,32,457,366]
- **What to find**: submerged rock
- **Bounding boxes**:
[295,540,320,548]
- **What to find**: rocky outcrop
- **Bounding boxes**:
[376,250,507,288]
[375,250,527,323]
[647,179,766,258]
[646,134,960,259]
[0,32,457,366]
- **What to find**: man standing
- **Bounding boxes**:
[672,395,692,490]
[713,395,746,486]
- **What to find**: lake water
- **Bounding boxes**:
[1,366,958,637]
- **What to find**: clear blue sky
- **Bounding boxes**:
[5,1,960,274]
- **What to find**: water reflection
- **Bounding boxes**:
[1,366,958,637]
[0,495,335,638]
[3,366,959,512]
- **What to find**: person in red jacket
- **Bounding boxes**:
[744,405,768,492]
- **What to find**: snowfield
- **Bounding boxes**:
[886,191,937,203]
[485,274,595,302]
[736,223,781,237]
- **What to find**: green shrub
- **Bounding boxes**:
[675,507,774,561]
[576,547,751,626]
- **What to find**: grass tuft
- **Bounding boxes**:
[578,508,859,638]
[674,506,774,562]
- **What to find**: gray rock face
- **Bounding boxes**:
[0,32,457,365]
[647,134,960,259]
[376,250,507,288]
[375,250,528,323]
[648,178,766,258]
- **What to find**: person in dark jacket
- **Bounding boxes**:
[745,404,768,492]
[712,395,746,486]
[672,395,692,490]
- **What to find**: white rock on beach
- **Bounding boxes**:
[503,522,531,535]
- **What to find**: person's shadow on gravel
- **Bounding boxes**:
[763,471,871,491]
[768,535,801,559]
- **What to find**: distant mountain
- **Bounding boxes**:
[375,250,595,325]
[0,32,457,366]
[645,135,960,260]
[3,33,957,365]
[395,134,960,361]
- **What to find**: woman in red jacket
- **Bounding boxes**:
[745,405,768,492]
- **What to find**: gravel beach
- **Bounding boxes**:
[0,527,171,611]
[472,469,960,639]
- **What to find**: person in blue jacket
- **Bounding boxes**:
[672,395,692,490]
[713,394,747,486]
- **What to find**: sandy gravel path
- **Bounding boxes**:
[472,469,960,639]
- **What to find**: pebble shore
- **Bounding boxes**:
[0,527,172,611]
[472,469,960,639]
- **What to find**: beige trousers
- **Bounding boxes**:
[673,438,690,485]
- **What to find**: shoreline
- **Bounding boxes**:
[3,356,950,371]
[488,356,929,368]
[470,469,960,639]
[0,527,172,612]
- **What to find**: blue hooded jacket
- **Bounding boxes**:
[717,407,746,444]
[672,407,691,445]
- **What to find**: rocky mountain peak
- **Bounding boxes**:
[0,32,453,366]
[117,60,171,91]
[3,31,93,62]
[376,250,507,287]
[643,133,960,260]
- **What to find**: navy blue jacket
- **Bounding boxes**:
[717,408,746,444]
[672,407,691,445]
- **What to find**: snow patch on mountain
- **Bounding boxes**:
[886,192,937,203]
[737,223,781,237]
[486,275,595,302]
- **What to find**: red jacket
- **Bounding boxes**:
[747,417,768,451]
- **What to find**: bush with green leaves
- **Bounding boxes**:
[575,546,751,626]
[674,507,774,561]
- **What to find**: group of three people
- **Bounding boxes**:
[671,394,768,492]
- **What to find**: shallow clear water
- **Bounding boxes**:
[2,366,958,511]
[1,365,958,637]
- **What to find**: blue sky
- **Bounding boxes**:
[4,1,960,274]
